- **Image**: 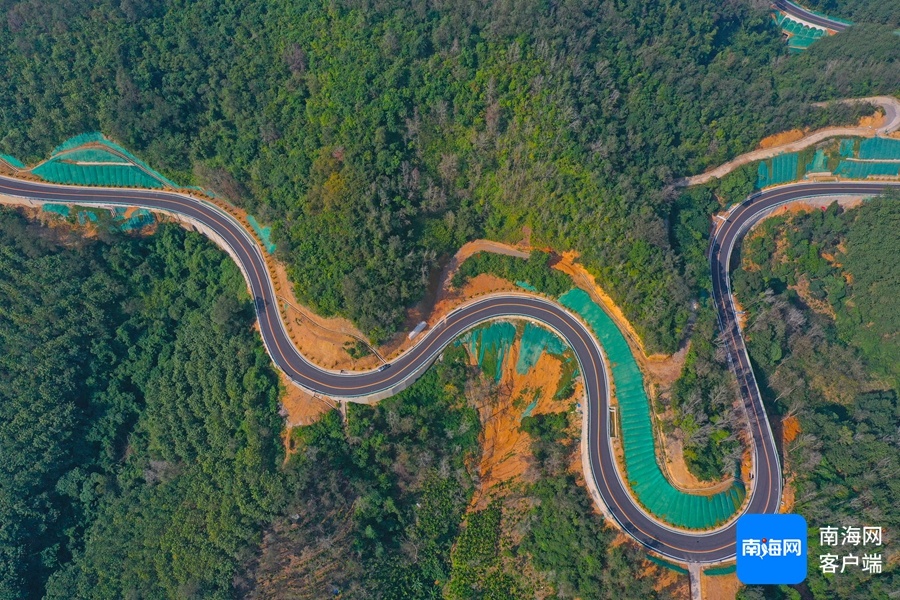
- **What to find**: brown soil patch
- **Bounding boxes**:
[777,415,801,514]
[791,277,837,319]
[768,203,817,218]
[858,111,885,129]
[635,553,690,600]
[732,294,748,331]
[782,415,801,445]
[273,263,381,371]
[279,372,335,428]
[781,475,796,514]
[468,337,574,509]
[757,128,807,150]
[700,571,741,600]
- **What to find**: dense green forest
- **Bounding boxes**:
[732,197,900,599]
[800,0,900,26]
[0,210,284,598]
[0,0,897,348]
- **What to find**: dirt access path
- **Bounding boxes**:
[679,95,900,187]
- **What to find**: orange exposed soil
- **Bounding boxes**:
[468,337,575,509]
[700,571,741,600]
[778,415,801,514]
[757,128,807,149]
[272,263,381,371]
[858,111,886,129]
[630,547,689,600]
[731,293,748,331]
[792,277,837,320]
[279,372,336,428]
[739,446,753,490]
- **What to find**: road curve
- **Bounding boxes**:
[1,174,897,563]
[773,0,849,31]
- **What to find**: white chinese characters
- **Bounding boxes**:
[818,525,885,576]
[741,538,802,558]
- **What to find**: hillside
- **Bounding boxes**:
[1,0,898,350]
[733,196,900,599]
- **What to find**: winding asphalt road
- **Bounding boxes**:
[773,0,849,31]
[1,174,897,562]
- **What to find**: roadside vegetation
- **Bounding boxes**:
[733,196,900,598]
[452,250,572,297]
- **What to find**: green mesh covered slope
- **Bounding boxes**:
[30,132,179,189]
[559,288,745,529]
[516,323,567,375]
[0,153,24,168]
[805,149,828,173]
[858,137,900,160]
[246,215,276,253]
[757,153,799,188]
[458,322,517,381]
[774,11,828,52]
[834,161,900,178]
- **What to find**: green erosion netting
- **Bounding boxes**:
[839,139,856,158]
[246,215,276,253]
[515,280,537,291]
[32,160,166,188]
[646,555,690,575]
[756,153,799,188]
[31,132,179,189]
[752,138,899,187]
[0,153,24,168]
[458,321,517,381]
[559,288,745,529]
[516,323,568,375]
[805,149,828,173]
[704,564,737,576]
[858,137,900,160]
[42,203,154,232]
[50,132,106,155]
[522,391,541,418]
[56,148,133,163]
[42,204,70,217]
[834,161,900,178]
[120,209,154,231]
[76,210,98,225]
[774,12,827,51]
